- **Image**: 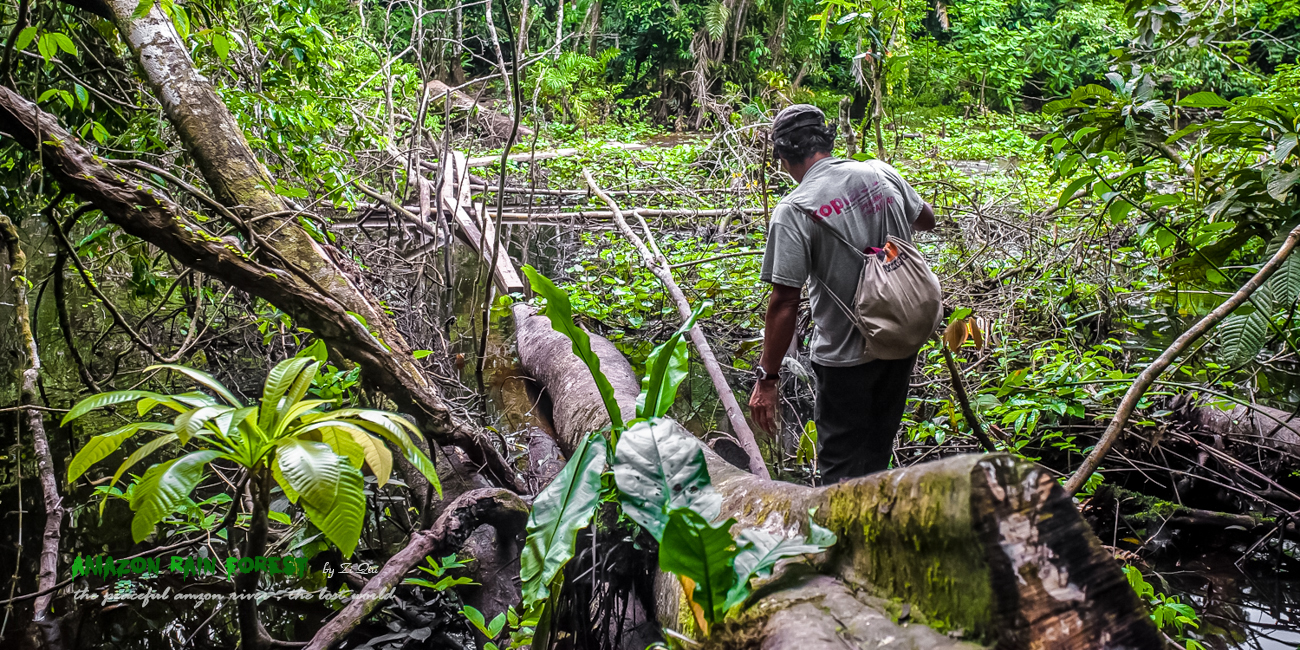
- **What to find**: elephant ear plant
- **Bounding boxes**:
[64,351,442,558]
[517,266,836,645]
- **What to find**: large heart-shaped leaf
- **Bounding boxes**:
[129,450,222,542]
[521,431,607,609]
[612,419,719,541]
[658,508,738,625]
[68,422,172,483]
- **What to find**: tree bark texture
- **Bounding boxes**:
[0,85,523,493]
[513,302,1162,649]
[1,215,65,650]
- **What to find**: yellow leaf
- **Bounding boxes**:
[1121,537,1142,545]
[943,319,968,352]
[680,575,709,636]
[349,430,394,488]
[319,426,366,469]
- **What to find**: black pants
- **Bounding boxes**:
[812,355,916,485]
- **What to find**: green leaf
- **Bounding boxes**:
[522,266,624,437]
[1177,91,1231,108]
[520,431,607,609]
[724,527,835,610]
[1273,133,1297,164]
[276,438,345,512]
[212,32,230,61]
[63,390,167,424]
[658,508,738,625]
[106,433,180,508]
[260,356,315,432]
[340,411,440,495]
[174,405,234,445]
[52,33,77,57]
[317,425,367,469]
[14,26,37,51]
[412,349,433,359]
[68,422,173,483]
[129,450,221,542]
[278,439,365,556]
[1266,228,1300,306]
[637,302,706,419]
[297,339,328,362]
[1218,310,1269,367]
[147,364,243,407]
[612,419,719,542]
[37,33,57,62]
[74,83,89,108]
[268,510,291,525]
[1058,174,1096,208]
[132,0,155,19]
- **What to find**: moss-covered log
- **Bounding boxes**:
[512,307,1162,649]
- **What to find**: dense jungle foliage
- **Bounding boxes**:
[0,0,1298,648]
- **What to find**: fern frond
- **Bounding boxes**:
[705,1,730,42]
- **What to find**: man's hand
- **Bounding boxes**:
[749,379,780,437]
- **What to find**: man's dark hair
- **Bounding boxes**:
[772,104,836,164]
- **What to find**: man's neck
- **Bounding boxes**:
[791,152,832,183]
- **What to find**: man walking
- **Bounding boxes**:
[749,104,936,485]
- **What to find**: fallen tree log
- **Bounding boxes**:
[437,150,525,293]
[426,80,534,140]
[513,307,1162,648]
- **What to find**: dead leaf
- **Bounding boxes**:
[969,317,984,350]
[680,575,708,636]
[943,319,968,352]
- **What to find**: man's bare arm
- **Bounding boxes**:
[749,283,801,434]
[759,284,801,375]
[913,202,936,232]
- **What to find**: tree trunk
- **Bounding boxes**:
[513,306,1163,649]
[0,85,523,494]
[1,215,65,650]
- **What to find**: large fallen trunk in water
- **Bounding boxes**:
[513,305,1162,649]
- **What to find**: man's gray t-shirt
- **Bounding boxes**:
[761,157,924,367]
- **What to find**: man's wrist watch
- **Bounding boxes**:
[755,365,777,382]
